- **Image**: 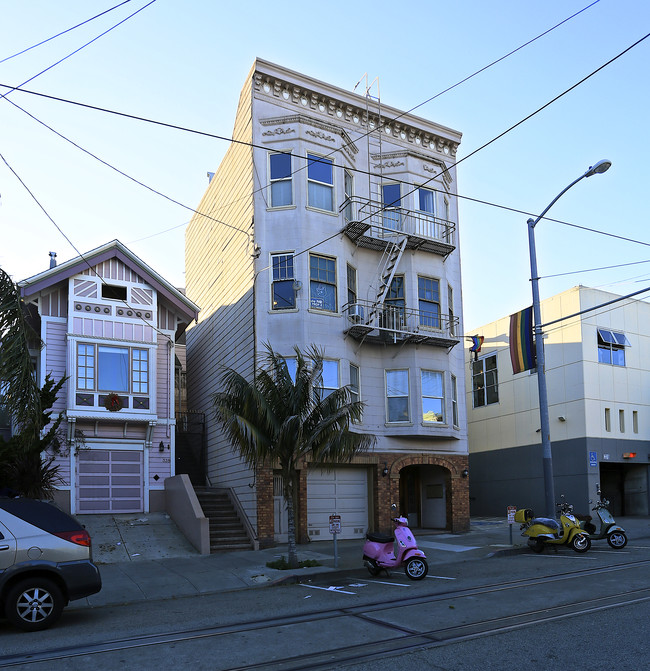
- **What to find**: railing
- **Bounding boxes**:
[344,300,459,342]
[340,196,455,247]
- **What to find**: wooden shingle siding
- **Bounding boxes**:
[186,73,257,527]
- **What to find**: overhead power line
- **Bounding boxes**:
[0,0,135,64]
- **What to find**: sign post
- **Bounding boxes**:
[329,514,341,568]
[507,505,517,545]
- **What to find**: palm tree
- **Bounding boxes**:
[0,267,41,448]
[213,344,375,567]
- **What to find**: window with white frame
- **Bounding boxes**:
[271,253,295,310]
[472,354,498,407]
[451,374,458,427]
[76,343,149,394]
[315,360,339,401]
[343,169,354,221]
[448,284,454,336]
[349,363,360,409]
[418,187,435,215]
[309,254,337,311]
[307,154,334,211]
[421,370,444,423]
[418,276,441,329]
[597,329,630,366]
[346,264,357,306]
[386,369,409,423]
[382,183,402,230]
[269,152,292,207]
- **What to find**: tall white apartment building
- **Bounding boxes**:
[185,59,468,547]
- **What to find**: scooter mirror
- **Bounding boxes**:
[390,503,397,510]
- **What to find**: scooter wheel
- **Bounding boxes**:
[530,539,545,553]
[404,557,428,580]
[366,559,381,576]
[607,531,627,549]
[571,534,591,553]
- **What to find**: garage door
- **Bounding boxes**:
[77,449,144,513]
[307,467,369,540]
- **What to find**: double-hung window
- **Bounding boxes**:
[421,370,444,423]
[307,154,334,211]
[269,153,292,207]
[343,169,354,221]
[451,374,459,427]
[271,253,295,310]
[349,363,361,423]
[315,360,339,401]
[597,329,630,366]
[418,186,436,237]
[418,276,441,329]
[448,285,455,336]
[472,354,498,407]
[383,276,404,330]
[382,183,402,230]
[309,254,337,311]
[346,264,357,306]
[386,369,409,423]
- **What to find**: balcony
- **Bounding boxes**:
[344,301,460,349]
[340,197,456,258]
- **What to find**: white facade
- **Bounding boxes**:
[466,286,650,516]
[186,60,469,545]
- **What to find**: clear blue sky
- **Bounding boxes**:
[1,0,648,329]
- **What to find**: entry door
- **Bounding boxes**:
[77,449,144,513]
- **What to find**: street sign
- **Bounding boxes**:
[329,514,341,534]
[507,506,517,524]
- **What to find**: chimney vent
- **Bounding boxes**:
[49,252,57,268]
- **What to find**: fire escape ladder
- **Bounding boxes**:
[366,235,407,326]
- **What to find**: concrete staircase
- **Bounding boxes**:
[194,487,252,552]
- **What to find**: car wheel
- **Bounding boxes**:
[607,531,628,549]
[404,557,428,580]
[6,577,64,632]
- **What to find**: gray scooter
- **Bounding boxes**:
[579,484,627,549]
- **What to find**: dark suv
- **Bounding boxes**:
[0,497,102,631]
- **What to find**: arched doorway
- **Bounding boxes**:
[399,464,449,529]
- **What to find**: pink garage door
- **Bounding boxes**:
[77,449,144,513]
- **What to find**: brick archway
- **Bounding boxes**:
[375,453,469,533]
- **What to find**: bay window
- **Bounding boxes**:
[386,369,409,423]
[269,152,292,207]
[421,370,444,423]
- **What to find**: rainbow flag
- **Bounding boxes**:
[509,307,535,374]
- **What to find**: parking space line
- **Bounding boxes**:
[300,584,356,595]
[365,579,411,587]
[426,575,457,580]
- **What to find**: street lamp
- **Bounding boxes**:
[527,159,611,517]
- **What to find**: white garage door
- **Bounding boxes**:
[307,467,369,540]
[77,449,144,513]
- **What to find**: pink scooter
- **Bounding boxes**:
[363,506,428,580]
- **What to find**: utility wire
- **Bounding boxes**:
[0,1,157,103]
[0,150,177,343]
[0,2,605,229]
[542,259,650,279]
[0,0,134,64]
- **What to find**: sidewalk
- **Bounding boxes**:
[71,513,650,611]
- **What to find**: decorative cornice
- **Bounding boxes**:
[260,113,358,162]
[254,71,460,158]
[369,150,454,185]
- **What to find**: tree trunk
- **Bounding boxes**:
[284,473,299,568]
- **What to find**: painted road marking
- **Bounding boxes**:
[300,584,356,595]
[365,579,411,587]
[426,575,457,580]
[523,554,597,560]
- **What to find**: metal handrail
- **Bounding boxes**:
[344,300,459,338]
[340,196,455,245]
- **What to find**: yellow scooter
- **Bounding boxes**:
[515,499,591,553]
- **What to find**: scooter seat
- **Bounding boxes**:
[531,517,560,531]
[366,532,394,543]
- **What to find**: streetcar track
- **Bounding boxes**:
[1,558,649,668]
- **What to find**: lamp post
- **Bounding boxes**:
[527,159,611,517]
